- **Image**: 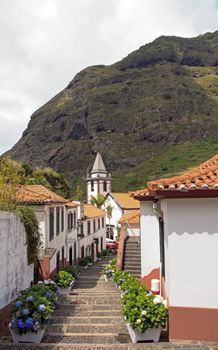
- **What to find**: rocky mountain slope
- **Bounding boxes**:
[6,30,218,191]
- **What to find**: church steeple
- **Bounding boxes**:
[91,152,107,174]
[87,153,112,203]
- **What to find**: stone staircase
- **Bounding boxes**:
[0,257,146,350]
[123,237,141,278]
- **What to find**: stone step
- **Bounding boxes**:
[0,343,149,350]
[57,304,122,311]
[43,333,131,344]
[51,316,124,325]
[54,309,122,317]
[59,297,121,305]
[48,323,128,334]
[123,257,141,261]
[123,265,141,269]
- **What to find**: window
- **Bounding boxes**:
[102,217,104,228]
[159,218,165,278]
[49,208,54,241]
[103,181,107,192]
[56,251,60,273]
[91,181,94,192]
[98,218,100,229]
[93,220,96,232]
[68,213,70,231]
[62,246,65,268]
[80,222,84,236]
[87,221,91,235]
[73,212,76,227]
[69,246,73,265]
[56,207,60,235]
[61,207,64,232]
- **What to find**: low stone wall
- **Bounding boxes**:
[0,211,34,335]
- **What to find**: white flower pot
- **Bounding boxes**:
[83,265,88,269]
[88,263,93,266]
[104,275,108,282]
[126,324,162,343]
[97,257,102,261]
[59,286,72,295]
[9,327,45,343]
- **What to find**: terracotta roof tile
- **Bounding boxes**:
[16,185,67,204]
[132,153,218,199]
[84,204,106,219]
[119,211,140,225]
[148,153,218,191]
[66,202,79,208]
[111,192,139,209]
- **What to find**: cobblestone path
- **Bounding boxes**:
[0,257,217,350]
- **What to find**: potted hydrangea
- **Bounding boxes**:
[123,292,168,343]
[86,256,93,266]
[104,261,116,281]
[79,257,89,269]
[97,252,102,261]
[9,289,55,343]
[56,271,75,294]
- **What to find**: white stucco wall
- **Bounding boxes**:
[140,201,160,277]
[161,198,218,309]
[0,211,34,309]
[79,215,106,261]
[126,226,140,237]
[104,196,123,239]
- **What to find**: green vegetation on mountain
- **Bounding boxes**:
[0,157,70,198]
[5,30,218,192]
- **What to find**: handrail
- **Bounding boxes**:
[125,220,140,246]
[116,228,126,271]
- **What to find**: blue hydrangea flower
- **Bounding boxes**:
[44,291,52,297]
[26,296,34,302]
[17,319,25,329]
[22,308,30,315]
[15,300,23,308]
[25,317,34,330]
[38,304,46,312]
[44,318,50,325]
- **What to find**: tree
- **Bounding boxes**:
[90,195,106,208]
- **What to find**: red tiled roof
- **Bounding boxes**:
[84,204,106,219]
[119,211,140,225]
[132,153,218,199]
[111,192,140,209]
[148,153,218,191]
[16,185,67,204]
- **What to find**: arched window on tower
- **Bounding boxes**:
[103,181,107,192]
[91,181,94,192]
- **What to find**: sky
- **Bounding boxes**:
[1,0,218,155]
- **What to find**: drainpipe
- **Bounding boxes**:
[152,200,163,295]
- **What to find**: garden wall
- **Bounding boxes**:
[0,211,34,335]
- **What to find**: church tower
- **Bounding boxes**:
[87,153,112,202]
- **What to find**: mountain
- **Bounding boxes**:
[5,30,218,191]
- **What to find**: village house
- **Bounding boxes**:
[79,204,106,261]
[0,211,34,335]
[133,153,218,342]
[16,185,69,279]
[105,192,140,240]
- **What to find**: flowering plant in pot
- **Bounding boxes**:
[79,257,89,269]
[97,252,102,261]
[64,265,81,279]
[9,289,54,343]
[104,261,116,281]
[86,256,93,266]
[122,288,168,343]
[56,271,75,294]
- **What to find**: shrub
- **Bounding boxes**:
[9,283,57,334]
[122,292,168,332]
[79,257,89,267]
[97,252,102,259]
[55,271,74,288]
[64,265,80,279]
[101,249,108,256]
[86,256,93,264]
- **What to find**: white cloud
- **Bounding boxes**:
[0,0,218,154]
